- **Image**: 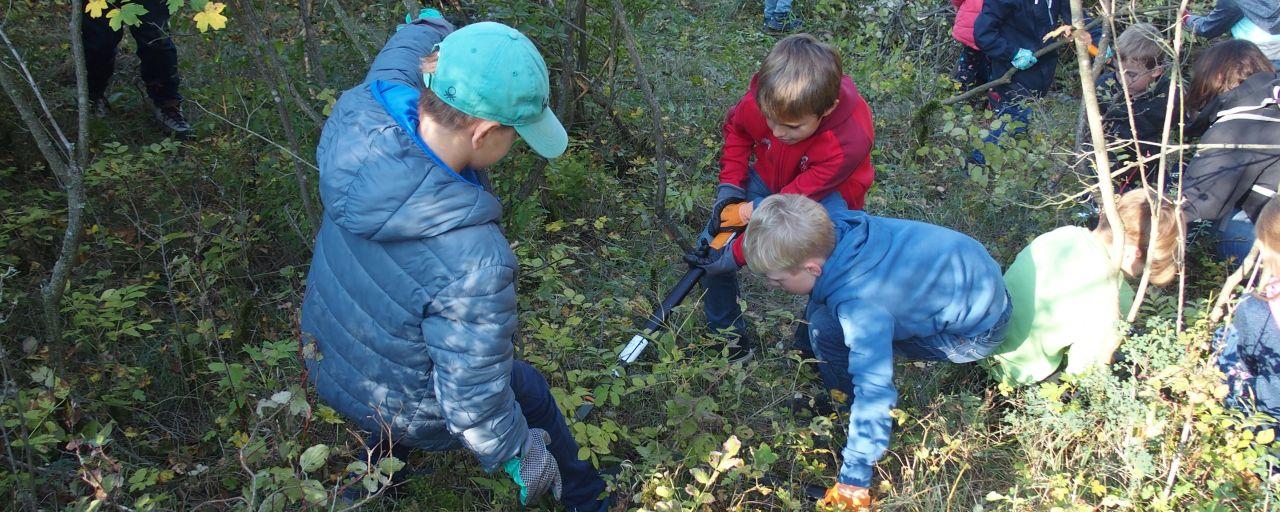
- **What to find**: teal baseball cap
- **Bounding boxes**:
[425,22,567,159]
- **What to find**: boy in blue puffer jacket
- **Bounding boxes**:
[736,194,1011,508]
[300,13,609,510]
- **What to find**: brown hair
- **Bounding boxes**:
[1115,23,1164,71]
[1096,189,1183,286]
[754,34,843,121]
[744,194,836,275]
[1256,198,1280,278]
[1187,39,1275,112]
[418,53,481,130]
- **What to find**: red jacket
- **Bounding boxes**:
[719,74,875,211]
[951,0,983,50]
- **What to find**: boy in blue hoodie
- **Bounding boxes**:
[735,194,1011,507]
[300,13,609,510]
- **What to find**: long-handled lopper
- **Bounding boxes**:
[573,226,741,422]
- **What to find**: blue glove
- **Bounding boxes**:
[684,239,741,276]
[405,7,443,24]
[1012,48,1038,70]
[501,428,562,505]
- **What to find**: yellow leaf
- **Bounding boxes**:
[85,0,108,18]
[193,2,227,32]
[1259,429,1276,445]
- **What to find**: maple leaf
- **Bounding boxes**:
[193,2,227,32]
[85,0,108,18]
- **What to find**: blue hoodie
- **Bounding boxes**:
[301,19,529,472]
[809,210,1007,487]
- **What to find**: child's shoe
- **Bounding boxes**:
[763,13,802,32]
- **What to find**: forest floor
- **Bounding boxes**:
[1,0,1276,510]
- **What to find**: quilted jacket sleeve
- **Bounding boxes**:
[422,265,528,471]
[364,18,456,87]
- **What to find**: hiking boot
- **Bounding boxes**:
[152,100,192,136]
[763,13,803,32]
[90,96,111,118]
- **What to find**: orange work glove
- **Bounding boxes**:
[709,202,749,250]
[818,483,871,510]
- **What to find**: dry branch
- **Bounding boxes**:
[610,0,692,253]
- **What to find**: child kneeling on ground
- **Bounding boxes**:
[301,15,609,510]
[988,189,1182,385]
[694,34,875,361]
[1218,198,1280,426]
[739,194,1011,507]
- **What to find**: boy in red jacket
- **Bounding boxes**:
[690,33,875,361]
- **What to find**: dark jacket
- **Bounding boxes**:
[974,0,1071,98]
[301,19,529,471]
[1182,71,1280,225]
[1098,74,1185,187]
[811,210,1007,487]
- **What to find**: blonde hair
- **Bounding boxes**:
[755,34,842,121]
[1115,23,1164,70]
[744,194,836,274]
[1096,189,1183,286]
[1256,198,1280,278]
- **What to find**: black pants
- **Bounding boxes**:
[81,0,180,104]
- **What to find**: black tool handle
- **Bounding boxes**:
[641,266,705,333]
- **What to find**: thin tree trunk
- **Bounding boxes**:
[610,0,691,254]
[239,0,324,126]
[300,0,327,84]
[239,1,322,228]
[1126,0,1191,323]
[0,26,87,347]
[1069,1,1125,260]
[327,0,371,64]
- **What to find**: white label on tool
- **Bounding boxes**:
[618,334,649,365]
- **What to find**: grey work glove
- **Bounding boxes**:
[684,239,741,276]
[501,428,562,505]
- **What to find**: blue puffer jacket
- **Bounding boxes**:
[301,20,528,472]
[810,210,1007,487]
[974,0,1071,98]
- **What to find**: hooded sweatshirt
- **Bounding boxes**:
[719,74,876,210]
[301,20,528,472]
[808,210,1007,487]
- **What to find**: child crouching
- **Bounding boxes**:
[741,194,1011,507]
[989,189,1183,385]
[1218,198,1280,424]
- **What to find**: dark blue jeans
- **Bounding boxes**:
[368,361,607,511]
[81,0,181,104]
[700,171,848,336]
[798,296,1011,401]
[1218,211,1256,265]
